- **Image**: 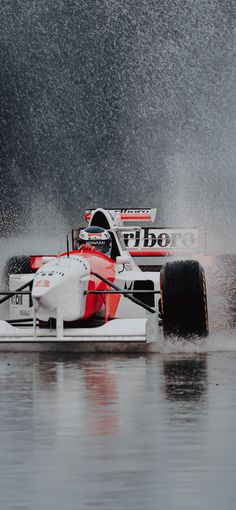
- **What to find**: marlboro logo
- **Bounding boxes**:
[122,228,199,250]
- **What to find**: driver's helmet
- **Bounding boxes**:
[77,226,112,257]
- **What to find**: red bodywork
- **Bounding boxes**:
[31,246,121,322]
[71,245,121,321]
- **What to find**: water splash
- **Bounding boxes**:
[156,331,236,354]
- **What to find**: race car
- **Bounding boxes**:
[0,208,209,352]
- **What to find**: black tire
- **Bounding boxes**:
[4,256,34,286]
[160,260,208,338]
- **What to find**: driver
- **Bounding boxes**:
[77,226,112,257]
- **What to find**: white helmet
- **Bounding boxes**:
[77,226,111,256]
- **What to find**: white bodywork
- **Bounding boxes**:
[32,255,90,321]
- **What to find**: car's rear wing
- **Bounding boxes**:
[85,208,157,224]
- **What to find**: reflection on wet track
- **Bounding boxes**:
[0,344,236,509]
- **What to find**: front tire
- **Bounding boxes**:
[160,260,208,338]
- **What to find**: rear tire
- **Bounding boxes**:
[160,260,208,338]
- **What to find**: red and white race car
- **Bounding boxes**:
[0,208,209,352]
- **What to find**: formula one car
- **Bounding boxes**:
[0,208,209,352]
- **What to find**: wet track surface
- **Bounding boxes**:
[1,338,236,510]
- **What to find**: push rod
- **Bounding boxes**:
[0,280,34,305]
[91,272,156,314]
